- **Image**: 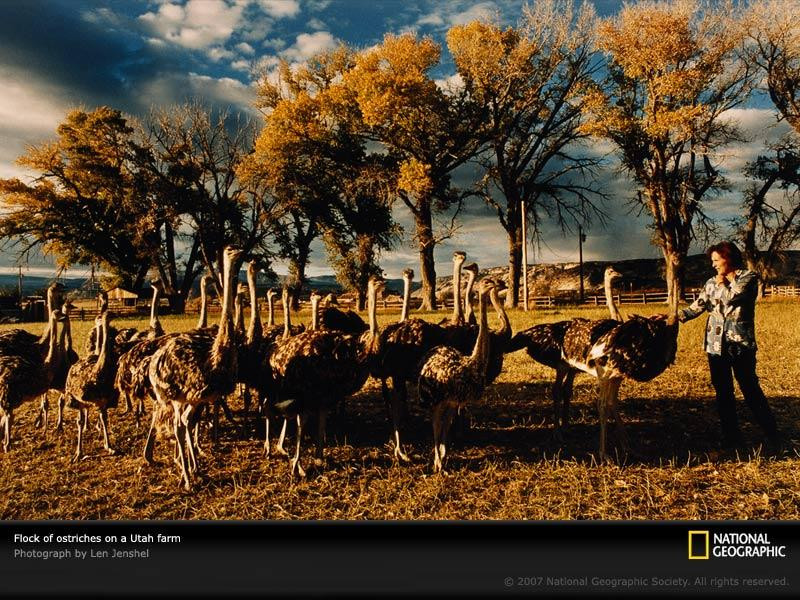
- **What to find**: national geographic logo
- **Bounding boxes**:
[689,530,787,559]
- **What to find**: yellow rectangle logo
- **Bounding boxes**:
[689,530,710,560]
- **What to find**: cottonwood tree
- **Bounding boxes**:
[737,0,800,292]
[580,0,756,309]
[243,48,398,308]
[0,107,155,289]
[737,139,800,294]
[143,102,283,309]
[344,33,490,310]
[449,2,607,307]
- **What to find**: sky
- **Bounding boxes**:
[0,0,793,280]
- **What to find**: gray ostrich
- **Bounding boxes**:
[266,277,382,477]
[64,299,119,462]
[418,278,496,472]
[148,245,243,490]
[0,307,62,452]
[507,266,623,435]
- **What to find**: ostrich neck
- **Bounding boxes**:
[95,315,111,376]
[149,286,161,330]
[267,295,275,327]
[246,269,262,343]
[488,288,510,336]
[468,290,491,372]
[368,285,379,337]
[197,282,208,329]
[39,287,58,345]
[211,259,236,369]
[310,297,319,330]
[44,313,58,370]
[605,275,623,321]
[234,294,244,336]
[282,292,292,338]
[464,272,476,322]
[451,261,463,323]
[400,278,411,322]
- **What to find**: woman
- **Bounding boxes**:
[679,241,780,448]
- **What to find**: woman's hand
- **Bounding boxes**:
[725,271,737,284]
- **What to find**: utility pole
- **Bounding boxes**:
[521,200,528,311]
[578,225,586,304]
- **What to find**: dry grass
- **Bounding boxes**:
[1,299,799,520]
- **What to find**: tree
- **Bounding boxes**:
[344,33,490,310]
[0,107,154,289]
[142,102,283,309]
[244,48,399,309]
[580,0,756,309]
[737,1,800,293]
[737,138,800,294]
[449,2,607,307]
[323,158,400,310]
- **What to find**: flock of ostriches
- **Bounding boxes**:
[0,247,679,490]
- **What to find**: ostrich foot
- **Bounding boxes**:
[106,447,117,456]
[290,457,306,478]
[71,453,86,464]
[274,444,289,457]
[394,445,411,463]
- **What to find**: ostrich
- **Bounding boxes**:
[506,266,623,435]
[463,263,479,326]
[261,286,307,458]
[372,269,447,461]
[0,308,62,452]
[266,277,381,476]
[64,300,120,462]
[148,245,242,489]
[309,291,322,330]
[113,280,168,424]
[418,278,496,472]
[37,300,80,433]
[236,260,269,435]
[560,286,679,459]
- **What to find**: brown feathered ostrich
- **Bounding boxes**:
[37,300,80,433]
[114,280,168,427]
[373,270,446,462]
[64,297,120,462]
[506,266,623,436]
[148,245,243,490]
[560,271,679,459]
[418,278,496,472]
[266,277,381,477]
[0,308,62,452]
[261,286,307,458]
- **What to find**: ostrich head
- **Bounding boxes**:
[266,288,276,301]
[453,251,466,266]
[604,266,622,283]
[402,268,414,282]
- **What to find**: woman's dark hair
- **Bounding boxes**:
[707,241,744,269]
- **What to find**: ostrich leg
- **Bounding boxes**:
[389,377,410,462]
[172,402,192,491]
[290,412,308,478]
[71,407,87,463]
[142,408,159,465]
[98,407,116,456]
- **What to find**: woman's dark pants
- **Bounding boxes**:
[707,346,778,445]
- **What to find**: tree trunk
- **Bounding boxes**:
[506,220,522,308]
[664,250,685,312]
[355,288,366,312]
[415,210,437,311]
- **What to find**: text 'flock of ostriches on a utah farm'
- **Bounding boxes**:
[0,247,680,490]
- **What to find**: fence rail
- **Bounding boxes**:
[60,284,800,321]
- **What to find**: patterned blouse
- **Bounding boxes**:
[678,269,759,355]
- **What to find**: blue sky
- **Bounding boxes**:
[0,0,792,279]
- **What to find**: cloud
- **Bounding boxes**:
[236,42,256,55]
[282,31,339,62]
[306,17,328,31]
[138,72,258,115]
[257,0,301,18]
[208,46,236,62]
[138,0,245,50]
